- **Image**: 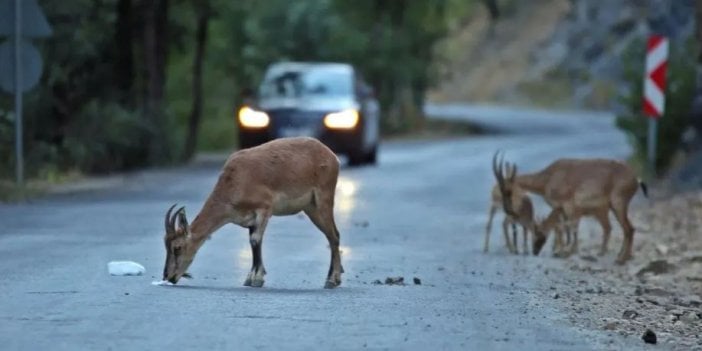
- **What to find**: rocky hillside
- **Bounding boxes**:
[430,0,697,110]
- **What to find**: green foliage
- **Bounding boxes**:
[615,38,697,174]
[0,0,181,180]
[1,0,479,182]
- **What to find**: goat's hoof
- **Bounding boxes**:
[250,279,265,288]
[243,278,252,287]
[324,280,339,289]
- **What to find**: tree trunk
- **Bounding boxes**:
[482,0,500,21]
[183,5,210,160]
[142,0,169,116]
[114,0,134,106]
[692,0,702,139]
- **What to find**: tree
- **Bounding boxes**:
[142,0,170,115]
[183,2,211,160]
[482,0,499,22]
[692,0,702,140]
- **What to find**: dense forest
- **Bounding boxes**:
[0,0,490,179]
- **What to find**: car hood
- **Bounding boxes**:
[258,97,358,112]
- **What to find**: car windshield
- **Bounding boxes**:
[259,67,353,99]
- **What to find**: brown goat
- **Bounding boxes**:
[484,179,541,255]
[493,152,647,264]
[162,137,344,288]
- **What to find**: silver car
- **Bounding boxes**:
[237,62,380,165]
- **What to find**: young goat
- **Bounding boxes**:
[493,151,647,263]
[162,137,344,288]
[484,170,541,255]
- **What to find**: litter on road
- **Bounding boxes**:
[151,280,175,286]
[107,261,145,276]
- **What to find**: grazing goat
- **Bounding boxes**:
[484,174,541,255]
[162,137,344,288]
[493,152,647,264]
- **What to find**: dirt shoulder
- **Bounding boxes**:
[537,191,702,350]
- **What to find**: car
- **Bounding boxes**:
[236,62,380,165]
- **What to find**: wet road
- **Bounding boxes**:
[0,105,637,350]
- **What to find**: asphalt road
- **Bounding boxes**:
[0,105,641,350]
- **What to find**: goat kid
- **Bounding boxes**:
[484,173,542,255]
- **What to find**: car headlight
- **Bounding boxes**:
[238,106,270,128]
[324,109,359,129]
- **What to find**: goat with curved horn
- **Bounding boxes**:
[160,137,343,288]
[489,151,647,263]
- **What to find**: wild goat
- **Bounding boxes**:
[493,151,647,264]
[162,137,344,288]
[484,171,542,255]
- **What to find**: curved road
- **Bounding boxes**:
[0,104,642,350]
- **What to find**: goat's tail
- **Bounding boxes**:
[638,178,649,198]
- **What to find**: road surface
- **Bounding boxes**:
[0,104,644,350]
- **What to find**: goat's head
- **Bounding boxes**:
[492,151,518,216]
[163,204,195,284]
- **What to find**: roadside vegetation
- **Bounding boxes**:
[0,0,494,184]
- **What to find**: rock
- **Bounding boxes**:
[682,251,702,263]
[679,311,700,324]
[655,244,669,256]
[371,279,383,285]
[553,293,560,299]
[622,310,639,320]
[580,255,598,262]
[353,220,370,228]
[604,322,617,330]
[645,287,673,297]
[684,295,702,307]
[385,276,405,285]
[636,260,677,276]
[642,329,657,344]
[646,298,662,306]
[413,277,421,285]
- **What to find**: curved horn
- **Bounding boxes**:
[492,151,506,194]
[172,206,185,231]
[165,203,178,234]
[492,151,517,216]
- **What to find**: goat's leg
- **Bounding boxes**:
[305,196,343,289]
[563,211,583,256]
[484,205,498,253]
[594,209,612,256]
[502,217,515,253]
[244,210,271,288]
[512,223,519,254]
[522,225,529,255]
[552,226,561,256]
[611,201,635,264]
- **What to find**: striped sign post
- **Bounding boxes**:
[643,35,668,175]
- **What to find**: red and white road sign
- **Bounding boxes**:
[643,35,668,118]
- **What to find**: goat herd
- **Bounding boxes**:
[484,151,647,264]
[158,137,648,289]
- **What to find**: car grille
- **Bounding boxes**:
[266,109,324,129]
